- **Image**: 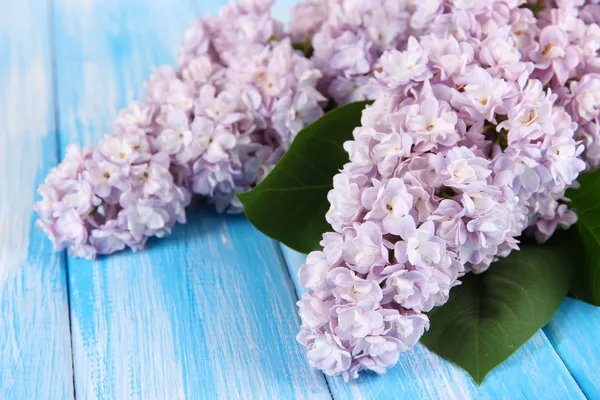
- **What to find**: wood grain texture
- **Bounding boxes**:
[52,0,331,398]
[0,1,74,399]
[545,298,600,399]
[282,246,587,400]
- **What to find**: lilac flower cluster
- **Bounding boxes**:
[295,0,594,380]
[35,0,326,258]
[140,0,325,211]
[293,0,600,167]
[290,0,439,104]
[538,1,600,169]
[34,140,190,259]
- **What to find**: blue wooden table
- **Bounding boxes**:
[1,0,599,399]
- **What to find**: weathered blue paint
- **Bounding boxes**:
[546,297,600,399]
[0,2,74,399]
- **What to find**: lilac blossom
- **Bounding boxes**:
[35,0,326,258]
[159,0,327,212]
[294,0,591,380]
[34,141,190,260]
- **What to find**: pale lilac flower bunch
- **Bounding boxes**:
[290,0,443,104]
[293,0,600,167]
[525,0,600,169]
[151,0,326,212]
[295,0,590,379]
[34,137,190,260]
[35,0,326,258]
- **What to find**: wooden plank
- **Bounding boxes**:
[282,246,586,399]
[52,0,331,398]
[545,298,600,398]
[0,2,74,399]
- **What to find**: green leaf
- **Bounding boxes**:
[520,1,544,16]
[567,169,600,305]
[292,37,314,58]
[237,101,371,253]
[421,237,576,385]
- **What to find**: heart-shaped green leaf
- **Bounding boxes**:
[421,237,576,384]
[237,101,371,253]
[567,170,600,305]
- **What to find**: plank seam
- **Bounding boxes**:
[542,326,590,399]
[47,0,77,397]
[273,242,335,400]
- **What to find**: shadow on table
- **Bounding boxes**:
[145,198,249,253]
